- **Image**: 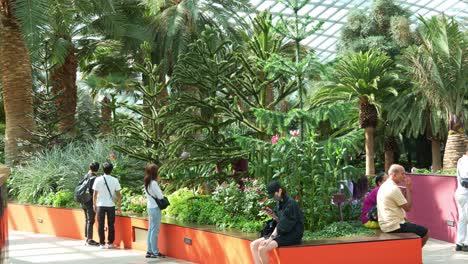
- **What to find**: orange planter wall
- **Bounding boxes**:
[8,203,421,264]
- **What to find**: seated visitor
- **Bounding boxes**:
[250,181,304,264]
[361,172,388,229]
[377,164,430,247]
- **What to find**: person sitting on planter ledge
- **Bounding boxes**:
[377,164,430,247]
[250,180,304,264]
[361,172,388,229]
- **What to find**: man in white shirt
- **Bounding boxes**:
[93,162,122,249]
[455,150,468,251]
[377,164,429,247]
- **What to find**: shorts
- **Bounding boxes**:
[389,222,428,238]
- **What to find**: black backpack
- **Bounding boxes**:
[74,174,94,204]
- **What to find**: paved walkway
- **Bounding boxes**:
[6,230,468,263]
[423,239,468,264]
[7,231,191,264]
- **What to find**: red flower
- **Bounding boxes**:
[109,153,116,160]
[295,195,300,201]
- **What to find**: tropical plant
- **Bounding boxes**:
[0,0,40,164]
[141,0,252,79]
[338,0,412,57]
[311,50,397,176]
[265,0,323,139]
[164,187,263,232]
[113,45,167,163]
[8,138,144,203]
[237,129,363,230]
[386,74,447,171]
[401,15,467,169]
[164,29,242,173]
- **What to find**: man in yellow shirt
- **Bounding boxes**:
[377,164,430,247]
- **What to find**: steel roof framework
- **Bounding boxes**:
[249,0,468,61]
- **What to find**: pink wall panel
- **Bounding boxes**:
[406,174,458,243]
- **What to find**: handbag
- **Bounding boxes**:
[366,205,378,222]
[146,186,170,210]
[259,219,277,238]
[461,178,468,188]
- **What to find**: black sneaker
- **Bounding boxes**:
[85,239,99,246]
[456,244,463,251]
[155,253,166,258]
[145,252,152,258]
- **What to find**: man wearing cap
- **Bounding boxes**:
[250,180,304,264]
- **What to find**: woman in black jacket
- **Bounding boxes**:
[250,181,304,264]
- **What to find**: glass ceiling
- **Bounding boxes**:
[250,0,468,61]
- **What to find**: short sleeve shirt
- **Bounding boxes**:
[145,180,164,209]
[92,174,122,207]
[377,179,407,232]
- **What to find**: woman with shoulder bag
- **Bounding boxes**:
[144,163,167,258]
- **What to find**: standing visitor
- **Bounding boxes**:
[455,149,468,251]
[92,162,121,249]
[144,163,166,258]
[82,162,99,246]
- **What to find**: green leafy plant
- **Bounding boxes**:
[9,138,144,203]
[238,130,363,231]
[120,187,147,216]
[164,187,263,233]
[212,178,271,220]
[303,221,374,240]
[38,190,79,208]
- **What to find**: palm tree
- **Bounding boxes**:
[311,50,397,176]
[386,84,447,171]
[401,15,467,169]
[0,0,44,164]
[44,0,135,134]
[142,0,252,80]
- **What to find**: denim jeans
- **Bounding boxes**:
[456,192,468,245]
[97,206,115,245]
[83,203,95,240]
[147,207,162,255]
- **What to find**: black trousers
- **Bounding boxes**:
[97,206,115,245]
[83,203,95,240]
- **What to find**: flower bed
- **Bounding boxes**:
[8,203,422,264]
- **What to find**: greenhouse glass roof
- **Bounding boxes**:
[250,0,468,61]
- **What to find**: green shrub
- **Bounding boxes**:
[303,221,374,240]
[9,138,145,204]
[212,179,271,221]
[165,188,263,233]
[120,187,147,216]
[37,190,79,208]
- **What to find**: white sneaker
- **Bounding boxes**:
[99,244,107,249]
[107,244,113,249]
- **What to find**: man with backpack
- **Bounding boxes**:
[92,162,122,249]
[75,162,99,246]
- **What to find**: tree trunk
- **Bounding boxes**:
[384,136,397,173]
[0,15,36,165]
[100,97,112,135]
[384,151,394,174]
[51,41,77,134]
[431,139,442,172]
[365,127,375,176]
[443,132,466,170]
